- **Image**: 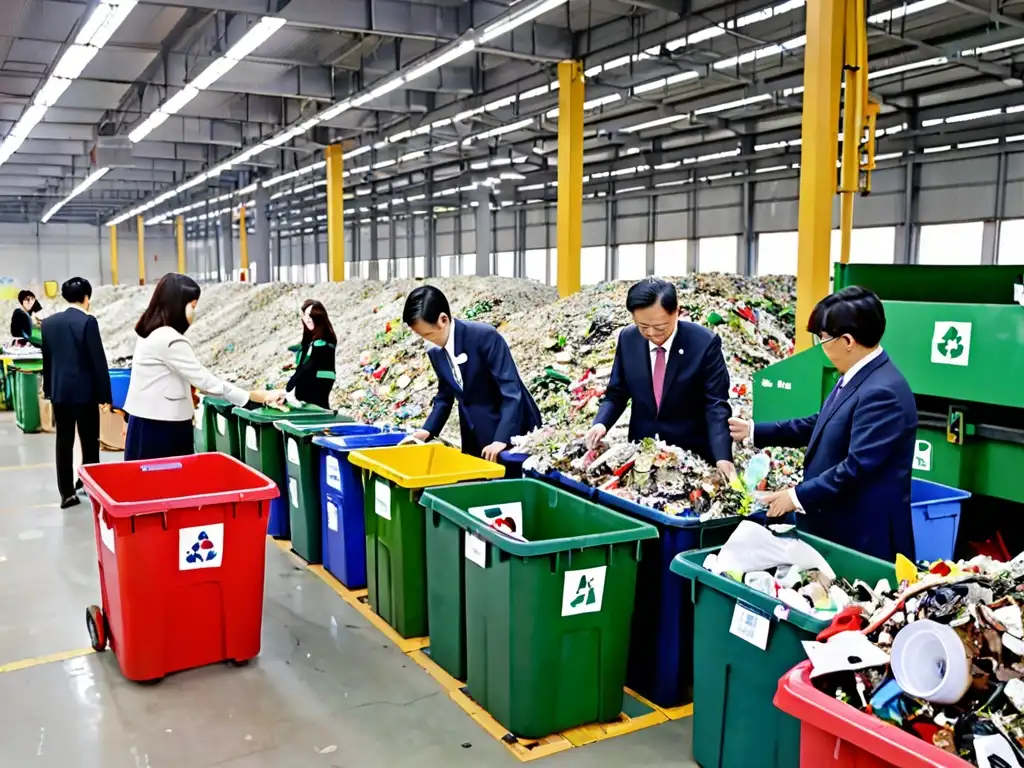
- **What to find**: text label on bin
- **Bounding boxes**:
[374,480,391,520]
[561,566,607,617]
[729,601,770,650]
[465,531,487,568]
[179,524,224,571]
[287,438,300,465]
[326,500,339,532]
[325,456,341,490]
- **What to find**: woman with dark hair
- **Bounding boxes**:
[285,299,337,409]
[10,289,42,346]
[122,273,285,461]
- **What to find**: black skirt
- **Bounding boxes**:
[124,415,195,461]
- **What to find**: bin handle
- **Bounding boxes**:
[141,461,183,472]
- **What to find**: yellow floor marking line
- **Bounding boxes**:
[0,647,95,675]
[271,536,678,760]
[0,463,50,472]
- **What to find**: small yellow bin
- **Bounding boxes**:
[347,443,505,638]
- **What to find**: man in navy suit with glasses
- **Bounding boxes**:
[729,286,918,560]
[586,278,737,480]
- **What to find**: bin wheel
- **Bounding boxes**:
[230,659,251,668]
[86,605,107,652]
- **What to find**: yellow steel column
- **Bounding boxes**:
[239,205,249,281]
[326,144,345,281]
[109,224,119,285]
[838,0,867,266]
[556,60,584,298]
[795,0,845,351]
[176,215,186,273]
[136,215,146,285]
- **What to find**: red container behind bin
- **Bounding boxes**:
[774,662,970,768]
[79,453,279,682]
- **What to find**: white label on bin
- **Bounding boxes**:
[216,414,227,436]
[326,500,339,532]
[468,502,523,538]
[729,602,770,650]
[245,426,258,451]
[914,440,932,472]
[179,523,224,571]
[287,437,300,465]
[289,477,298,508]
[561,566,607,617]
[465,531,487,568]
[195,401,204,431]
[930,321,972,367]
[99,511,115,555]
[374,480,392,520]
[325,456,341,490]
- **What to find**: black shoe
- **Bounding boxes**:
[75,479,84,495]
[60,496,81,509]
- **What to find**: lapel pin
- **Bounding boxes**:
[454,352,468,365]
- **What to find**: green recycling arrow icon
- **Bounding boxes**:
[936,326,964,359]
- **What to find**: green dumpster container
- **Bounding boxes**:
[669,532,895,768]
[206,397,243,457]
[274,418,363,563]
[347,444,506,640]
[234,404,337,539]
[420,479,659,738]
[192,396,218,453]
[13,362,43,434]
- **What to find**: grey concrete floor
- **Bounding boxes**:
[0,412,698,767]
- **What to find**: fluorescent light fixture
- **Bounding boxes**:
[52,44,99,80]
[694,93,771,116]
[11,104,47,139]
[128,112,170,142]
[874,152,903,161]
[406,40,476,82]
[33,77,72,107]
[621,114,687,133]
[958,138,999,149]
[946,108,1002,123]
[869,57,947,79]
[162,86,200,114]
[87,0,137,48]
[190,57,238,90]
[41,167,110,223]
[868,0,944,25]
[478,0,565,43]
[923,145,952,154]
[224,17,286,60]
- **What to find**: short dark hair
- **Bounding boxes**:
[18,290,35,304]
[626,278,678,314]
[403,285,451,326]
[61,277,92,304]
[807,286,886,347]
[135,273,202,337]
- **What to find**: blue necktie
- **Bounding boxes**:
[821,380,843,413]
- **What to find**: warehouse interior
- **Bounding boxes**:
[2,0,1024,766]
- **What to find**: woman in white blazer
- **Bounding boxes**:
[122,273,284,461]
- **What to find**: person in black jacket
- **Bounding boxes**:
[41,277,111,509]
[285,300,336,409]
[10,290,42,345]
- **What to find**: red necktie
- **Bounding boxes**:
[653,346,666,410]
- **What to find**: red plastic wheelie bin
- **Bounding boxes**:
[79,453,279,682]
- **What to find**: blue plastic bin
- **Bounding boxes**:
[910,478,970,562]
[109,368,131,411]
[313,431,409,588]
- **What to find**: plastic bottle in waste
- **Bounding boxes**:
[743,452,771,495]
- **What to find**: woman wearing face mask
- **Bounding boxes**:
[284,300,337,409]
[122,273,285,461]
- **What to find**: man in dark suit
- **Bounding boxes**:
[41,277,112,509]
[404,285,541,461]
[586,278,736,478]
[729,286,918,561]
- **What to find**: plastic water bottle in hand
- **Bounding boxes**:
[743,452,771,496]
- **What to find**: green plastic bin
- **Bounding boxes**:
[13,362,43,434]
[206,397,242,457]
[234,404,337,539]
[274,418,361,563]
[347,444,506,640]
[421,479,659,738]
[669,532,895,768]
[192,396,218,453]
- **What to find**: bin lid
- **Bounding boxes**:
[232,404,336,424]
[275,419,368,440]
[314,431,408,453]
[11,361,43,372]
[669,534,896,634]
[420,478,658,557]
[203,396,236,414]
[348,443,505,488]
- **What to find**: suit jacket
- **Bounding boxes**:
[755,351,918,561]
[595,321,733,464]
[422,319,542,456]
[41,307,112,407]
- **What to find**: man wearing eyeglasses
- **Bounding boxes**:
[586,278,737,479]
[728,286,917,560]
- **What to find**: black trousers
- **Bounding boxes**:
[53,403,99,500]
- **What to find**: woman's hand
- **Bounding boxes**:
[250,389,287,406]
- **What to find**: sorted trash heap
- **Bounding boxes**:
[513,427,804,520]
[784,538,1024,765]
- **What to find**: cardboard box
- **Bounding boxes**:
[100,408,126,452]
[38,396,55,433]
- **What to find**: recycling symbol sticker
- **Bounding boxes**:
[561,566,607,617]
[179,523,224,571]
[930,322,972,367]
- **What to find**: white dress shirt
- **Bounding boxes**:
[648,325,678,373]
[443,321,463,387]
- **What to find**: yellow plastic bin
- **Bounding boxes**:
[348,444,505,638]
